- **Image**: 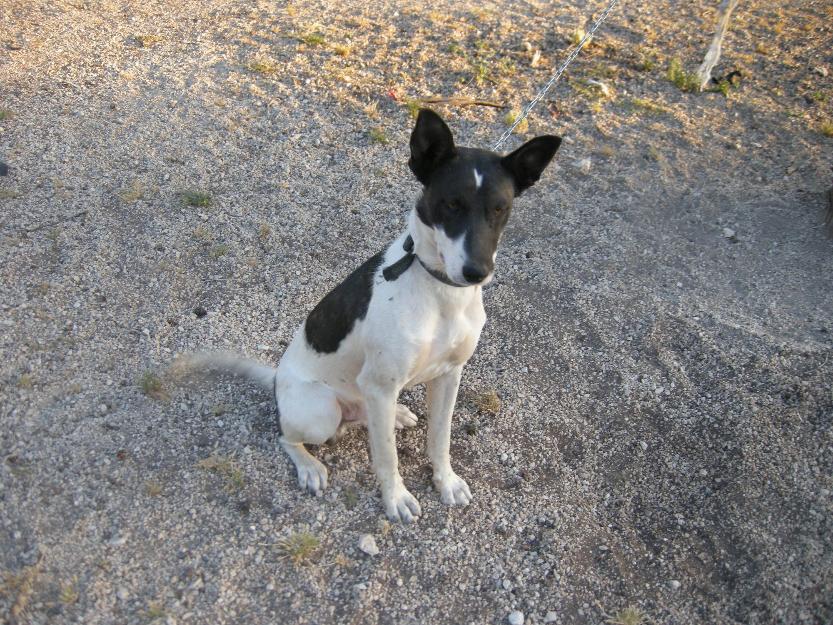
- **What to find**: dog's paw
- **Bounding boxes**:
[395,404,418,429]
[383,486,422,523]
[296,455,328,494]
[434,471,472,506]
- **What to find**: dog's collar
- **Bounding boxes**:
[382,235,467,288]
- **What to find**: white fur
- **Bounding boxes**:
[473,167,483,189]
[277,208,485,521]
[196,207,487,522]
[432,228,469,285]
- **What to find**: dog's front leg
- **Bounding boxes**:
[359,372,422,523]
[426,365,472,506]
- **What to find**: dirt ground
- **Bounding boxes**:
[1,1,832,624]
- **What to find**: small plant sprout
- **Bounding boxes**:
[369,127,388,144]
[606,606,649,625]
[504,109,529,134]
[139,371,169,401]
[181,190,211,207]
[667,58,700,92]
[210,243,230,259]
[277,531,320,565]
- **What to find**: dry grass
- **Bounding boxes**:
[607,606,649,625]
[58,578,79,605]
[276,531,320,565]
[247,58,279,74]
[17,373,34,389]
[118,179,145,202]
[473,389,501,414]
[139,370,169,401]
[626,97,669,115]
[197,454,245,491]
[1,558,42,621]
[368,127,388,144]
[135,34,162,47]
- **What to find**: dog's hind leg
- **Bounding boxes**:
[277,379,342,494]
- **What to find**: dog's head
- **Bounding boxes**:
[409,108,561,286]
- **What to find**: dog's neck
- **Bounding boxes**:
[407,208,445,274]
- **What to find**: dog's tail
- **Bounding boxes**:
[170,351,278,391]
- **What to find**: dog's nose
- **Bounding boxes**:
[462,264,489,284]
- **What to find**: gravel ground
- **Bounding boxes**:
[1,1,832,624]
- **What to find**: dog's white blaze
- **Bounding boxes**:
[435,228,468,284]
[473,168,483,189]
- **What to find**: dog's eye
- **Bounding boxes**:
[446,200,464,214]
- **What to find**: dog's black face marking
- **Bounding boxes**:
[409,110,561,283]
[305,252,384,353]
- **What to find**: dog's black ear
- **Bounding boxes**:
[501,135,562,196]
[409,109,456,185]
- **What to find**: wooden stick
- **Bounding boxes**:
[695,0,740,91]
[415,97,506,109]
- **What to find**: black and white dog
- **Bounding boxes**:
[201,110,560,522]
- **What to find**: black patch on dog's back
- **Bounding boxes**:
[304,252,384,353]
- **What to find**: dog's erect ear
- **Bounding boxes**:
[409,109,456,185]
[501,135,562,196]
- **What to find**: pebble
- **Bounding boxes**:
[574,157,592,174]
[117,587,129,601]
[722,227,736,239]
[669,579,681,590]
[358,534,379,556]
[508,610,525,625]
[640,441,648,451]
[544,611,558,623]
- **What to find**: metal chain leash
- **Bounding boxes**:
[493,0,620,151]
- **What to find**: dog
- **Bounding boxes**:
[197,109,560,522]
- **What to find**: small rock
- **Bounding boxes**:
[508,610,525,625]
[813,66,829,77]
[722,227,736,239]
[117,587,129,601]
[358,534,379,556]
[0,162,8,176]
[574,157,592,174]
[669,579,681,590]
[639,441,648,451]
[544,611,558,623]
[193,305,207,318]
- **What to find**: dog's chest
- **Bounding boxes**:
[406,298,485,386]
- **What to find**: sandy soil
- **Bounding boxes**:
[1,1,832,624]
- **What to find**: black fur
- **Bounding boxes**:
[305,252,384,353]
[409,109,561,282]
